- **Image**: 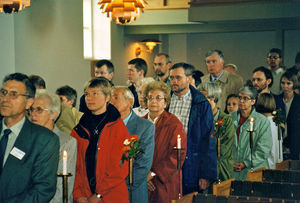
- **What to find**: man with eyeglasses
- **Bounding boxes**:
[0,73,59,202]
[153,53,172,87]
[266,48,285,95]
[202,50,244,111]
[169,63,217,195]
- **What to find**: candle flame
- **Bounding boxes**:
[63,150,67,158]
[250,117,254,122]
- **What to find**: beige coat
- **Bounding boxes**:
[56,104,83,135]
[202,70,244,111]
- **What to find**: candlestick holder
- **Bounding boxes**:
[277,125,282,161]
[57,173,72,203]
[174,147,184,199]
[247,129,255,171]
[129,158,133,202]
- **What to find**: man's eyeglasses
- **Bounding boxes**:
[147,96,165,102]
[29,106,49,114]
[0,89,29,99]
[238,96,252,101]
[268,56,280,60]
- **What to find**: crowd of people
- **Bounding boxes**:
[0,48,299,203]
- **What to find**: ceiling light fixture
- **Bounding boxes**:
[0,0,30,13]
[98,0,146,25]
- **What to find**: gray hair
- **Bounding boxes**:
[224,63,238,72]
[205,50,224,60]
[239,86,257,99]
[197,82,222,103]
[136,77,155,90]
[112,86,135,107]
[35,89,61,120]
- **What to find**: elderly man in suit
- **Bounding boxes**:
[29,89,77,203]
[111,86,155,203]
[0,73,59,202]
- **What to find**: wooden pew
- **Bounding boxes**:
[212,174,300,201]
[173,164,300,203]
[276,160,300,170]
[247,168,300,183]
[171,192,197,203]
[193,193,298,203]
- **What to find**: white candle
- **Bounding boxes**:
[177,135,181,149]
[63,150,67,174]
[249,117,254,131]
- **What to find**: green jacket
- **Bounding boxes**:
[214,111,235,182]
[231,109,271,180]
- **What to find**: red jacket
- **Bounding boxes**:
[71,117,131,203]
[144,111,187,203]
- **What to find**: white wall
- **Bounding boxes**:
[12,0,90,103]
[187,31,279,81]
[0,14,15,81]
[284,30,300,67]
[1,1,299,104]
[153,30,299,82]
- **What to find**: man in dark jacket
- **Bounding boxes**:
[168,63,217,195]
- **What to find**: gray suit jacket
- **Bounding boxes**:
[50,126,77,203]
[125,111,155,203]
[0,117,59,203]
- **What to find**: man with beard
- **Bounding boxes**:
[153,53,172,87]
[252,66,285,115]
[266,48,285,95]
[168,63,217,195]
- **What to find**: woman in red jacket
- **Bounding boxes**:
[71,77,131,203]
[143,81,187,203]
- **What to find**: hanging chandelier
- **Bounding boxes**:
[98,0,146,25]
[0,0,30,13]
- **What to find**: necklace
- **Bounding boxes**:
[93,112,108,135]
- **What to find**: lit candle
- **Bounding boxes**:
[177,135,181,149]
[249,117,254,131]
[63,150,67,174]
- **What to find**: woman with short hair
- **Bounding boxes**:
[143,81,187,203]
[256,93,283,168]
[231,86,271,180]
[198,82,235,183]
[279,70,300,160]
[71,77,131,203]
[132,77,155,117]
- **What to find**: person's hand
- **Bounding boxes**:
[88,194,101,203]
[147,171,156,191]
[147,171,155,182]
[147,180,156,191]
[199,179,210,190]
[75,197,89,203]
[233,162,245,172]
